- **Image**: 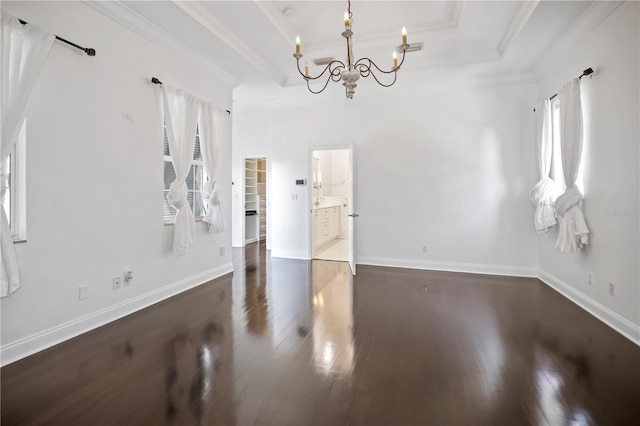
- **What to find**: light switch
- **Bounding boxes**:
[79,285,89,300]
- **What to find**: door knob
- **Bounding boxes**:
[348,213,360,217]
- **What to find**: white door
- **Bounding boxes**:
[347,144,357,275]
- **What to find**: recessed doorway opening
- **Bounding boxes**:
[244,157,267,245]
[311,149,351,262]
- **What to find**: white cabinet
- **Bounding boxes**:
[313,206,340,250]
[329,207,339,237]
[313,210,321,245]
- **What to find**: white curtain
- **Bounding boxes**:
[199,103,226,233]
[555,78,589,253]
[1,13,54,297]
[530,99,556,234]
[162,85,199,255]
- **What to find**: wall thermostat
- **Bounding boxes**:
[295,179,307,186]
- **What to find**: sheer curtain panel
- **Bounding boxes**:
[161,85,199,255]
[199,103,226,233]
[530,99,556,234]
[1,13,54,297]
[555,79,589,253]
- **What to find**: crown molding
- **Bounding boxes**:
[417,48,502,71]
[497,0,540,55]
[172,1,286,86]
[258,0,463,54]
[533,0,623,78]
[450,1,464,28]
[471,71,536,89]
[265,96,319,110]
[80,0,239,87]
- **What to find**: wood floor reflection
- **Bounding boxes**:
[2,240,639,425]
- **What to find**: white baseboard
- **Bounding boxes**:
[539,269,640,346]
[0,263,234,367]
[270,250,309,260]
[357,256,538,278]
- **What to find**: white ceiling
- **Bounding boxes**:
[84,1,622,99]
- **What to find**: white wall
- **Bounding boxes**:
[314,150,333,197]
[313,149,350,199]
[536,1,640,339]
[330,150,350,198]
[235,79,539,274]
[0,1,234,364]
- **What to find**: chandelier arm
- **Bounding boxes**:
[352,60,397,87]
[354,62,372,77]
[397,48,408,68]
[354,50,407,75]
[296,57,346,81]
[367,68,398,88]
[306,73,335,94]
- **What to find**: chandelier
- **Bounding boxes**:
[293,0,409,99]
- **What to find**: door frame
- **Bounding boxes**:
[307,144,354,265]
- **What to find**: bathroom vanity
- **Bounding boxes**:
[313,203,340,251]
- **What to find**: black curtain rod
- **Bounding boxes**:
[534,67,594,111]
[151,77,231,115]
[18,18,95,56]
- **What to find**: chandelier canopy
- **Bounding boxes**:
[293,0,409,99]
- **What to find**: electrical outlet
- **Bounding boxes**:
[588,272,594,286]
[608,282,615,297]
[122,110,134,121]
[220,246,225,257]
[113,276,122,290]
[124,270,133,286]
[291,193,298,200]
[422,244,429,253]
[79,285,89,300]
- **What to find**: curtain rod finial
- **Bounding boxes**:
[85,48,96,56]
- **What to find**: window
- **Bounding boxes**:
[163,125,206,223]
[1,121,27,241]
[549,97,584,198]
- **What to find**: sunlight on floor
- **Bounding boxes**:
[314,238,349,262]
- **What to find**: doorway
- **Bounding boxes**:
[311,149,351,263]
[244,157,267,245]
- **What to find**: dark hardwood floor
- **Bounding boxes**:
[2,241,639,425]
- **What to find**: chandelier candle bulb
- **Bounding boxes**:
[344,11,351,28]
[393,51,398,68]
[295,36,301,54]
[305,64,309,77]
[402,26,407,44]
